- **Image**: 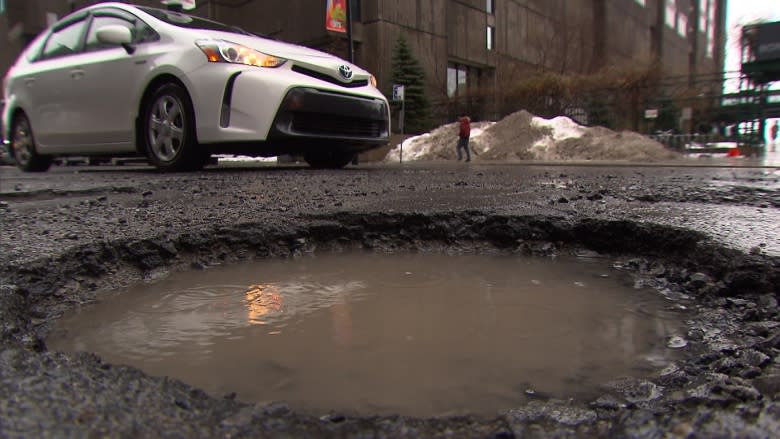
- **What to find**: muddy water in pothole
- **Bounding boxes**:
[48,252,686,417]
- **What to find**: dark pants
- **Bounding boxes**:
[456,137,470,161]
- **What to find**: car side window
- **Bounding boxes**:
[24,33,48,62]
[134,21,159,44]
[40,19,88,60]
[84,16,136,52]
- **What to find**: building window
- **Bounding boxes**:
[447,63,471,98]
[676,12,687,37]
[0,0,5,15]
[706,0,716,57]
[447,66,456,97]
[708,0,716,28]
[699,0,708,34]
[458,66,468,93]
[665,1,676,29]
[487,25,495,50]
[486,0,495,14]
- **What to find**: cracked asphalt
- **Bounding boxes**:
[1,159,779,438]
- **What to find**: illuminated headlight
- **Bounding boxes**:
[370,74,377,88]
[195,39,286,68]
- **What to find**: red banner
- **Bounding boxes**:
[326,0,347,33]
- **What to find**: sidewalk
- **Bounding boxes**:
[748,148,780,167]
[685,145,780,167]
[733,147,780,167]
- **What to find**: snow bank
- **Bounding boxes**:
[384,110,678,163]
[532,116,586,141]
[384,121,495,162]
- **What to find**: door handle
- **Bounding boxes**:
[70,69,85,79]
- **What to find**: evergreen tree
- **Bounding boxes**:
[391,36,431,134]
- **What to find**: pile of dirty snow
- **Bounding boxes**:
[384,110,678,162]
[384,121,495,162]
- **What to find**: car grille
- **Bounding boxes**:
[291,112,383,138]
[292,65,370,88]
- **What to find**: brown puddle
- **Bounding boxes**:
[47,252,686,417]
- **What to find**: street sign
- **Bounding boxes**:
[392,84,405,102]
[644,108,659,119]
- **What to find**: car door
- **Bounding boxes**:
[23,15,89,149]
[69,9,160,149]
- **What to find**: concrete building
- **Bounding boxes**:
[1,0,727,126]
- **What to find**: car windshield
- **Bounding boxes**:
[138,6,253,36]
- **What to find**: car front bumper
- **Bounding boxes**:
[269,87,389,142]
[185,63,390,156]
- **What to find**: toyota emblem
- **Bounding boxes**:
[338,64,353,80]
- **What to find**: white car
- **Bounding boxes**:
[2,3,390,171]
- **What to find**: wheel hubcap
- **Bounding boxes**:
[12,120,33,165]
[148,95,185,162]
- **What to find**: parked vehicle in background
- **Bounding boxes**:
[1,2,390,172]
[0,99,12,165]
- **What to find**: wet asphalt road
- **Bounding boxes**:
[1,160,779,263]
[1,159,780,438]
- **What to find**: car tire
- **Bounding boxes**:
[10,113,52,172]
[304,151,355,169]
[141,83,208,172]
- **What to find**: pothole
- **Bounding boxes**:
[47,250,689,417]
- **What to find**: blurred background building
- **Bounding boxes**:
[1,0,731,132]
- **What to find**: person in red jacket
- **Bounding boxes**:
[457,115,471,162]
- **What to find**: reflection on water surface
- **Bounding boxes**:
[48,252,687,417]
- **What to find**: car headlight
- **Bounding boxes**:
[195,39,286,68]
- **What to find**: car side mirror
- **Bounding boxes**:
[96,25,135,54]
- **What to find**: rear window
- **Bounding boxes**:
[138,7,250,35]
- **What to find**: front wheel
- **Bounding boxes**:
[141,83,207,172]
[304,151,355,169]
[10,114,52,172]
